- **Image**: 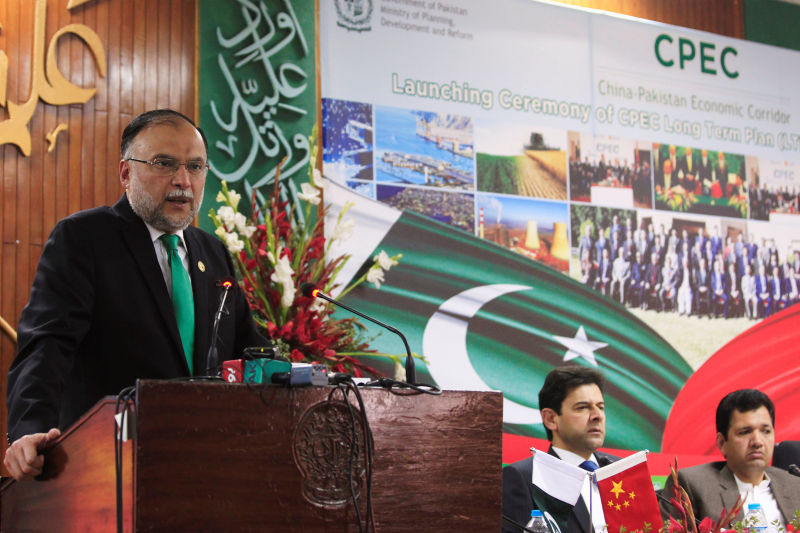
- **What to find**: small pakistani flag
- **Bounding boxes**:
[595,451,662,533]
[529,449,586,533]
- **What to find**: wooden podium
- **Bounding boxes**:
[0,380,502,532]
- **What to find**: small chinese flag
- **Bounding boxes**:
[595,451,662,533]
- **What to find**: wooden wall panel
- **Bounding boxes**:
[0,0,197,472]
[555,0,744,38]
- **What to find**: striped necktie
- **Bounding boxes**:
[160,234,194,374]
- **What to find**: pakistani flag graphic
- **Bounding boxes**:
[327,183,692,452]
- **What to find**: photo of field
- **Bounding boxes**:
[475,120,567,200]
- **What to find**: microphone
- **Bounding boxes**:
[301,282,416,385]
[656,490,701,527]
[501,514,536,533]
[205,277,234,376]
[788,464,800,477]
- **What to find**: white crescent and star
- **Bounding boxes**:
[422,284,608,425]
[552,325,607,367]
[422,284,542,424]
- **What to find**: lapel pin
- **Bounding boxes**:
[198,261,206,272]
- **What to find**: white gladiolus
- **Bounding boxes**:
[240,224,256,238]
[228,189,242,209]
[272,254,293,282]
[217,206,236,231]
[297,182,321,205]
[271,253,295,308]
[374,250,398,271]
[233,212,248,234]
[216,187,241,208]
[331,218,355,243]
[280,280,295,308]
[224,232,244,254]
[366,266,385,289]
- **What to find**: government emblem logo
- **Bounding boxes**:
[335,0,373,32]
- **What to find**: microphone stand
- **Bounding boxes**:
[302,283,416,385]
[204,280,233,377]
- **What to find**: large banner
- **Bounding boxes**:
[197,0,317,227]
[318,0,800,458]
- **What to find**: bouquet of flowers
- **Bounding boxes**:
[727,193,748,218]
[656,185,698,212]
[209,129,404,377]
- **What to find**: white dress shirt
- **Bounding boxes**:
[734,472,785,530]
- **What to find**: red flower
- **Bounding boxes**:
[668,517,685,533]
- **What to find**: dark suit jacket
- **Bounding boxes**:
[659,461,800,525]
[698,158,713,183]
[502,446,618,533]
[7,194,265,442]
[645,263,662,288]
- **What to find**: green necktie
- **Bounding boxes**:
[160,234,195,374]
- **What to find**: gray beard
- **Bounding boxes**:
[127,179,203,233]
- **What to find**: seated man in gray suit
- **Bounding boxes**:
[660,389,800,528]
[502,366,618,533]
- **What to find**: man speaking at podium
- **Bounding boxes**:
[4,109,265,481]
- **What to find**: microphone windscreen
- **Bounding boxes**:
[217,276,235,287]
[300,282,316,297]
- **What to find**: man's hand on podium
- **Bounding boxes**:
[3,428,61,481]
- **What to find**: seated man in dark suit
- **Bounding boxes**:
[711,259,729,318]
[659,253,679,312]
[694,257,712,317]
[629,251,645,307]
[660,390,800,528]
[770,265,785,314]
[643,252,662,311]
[755,264,772,318]
[726,262,742,318]
[594,248,612,297]
[4,109,266,481]
[503,366,617,533]
[784,265,800,306]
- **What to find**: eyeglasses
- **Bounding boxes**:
[126,157,209,177]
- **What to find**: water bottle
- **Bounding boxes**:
[525,509,551,533]
[743,503,768,533]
